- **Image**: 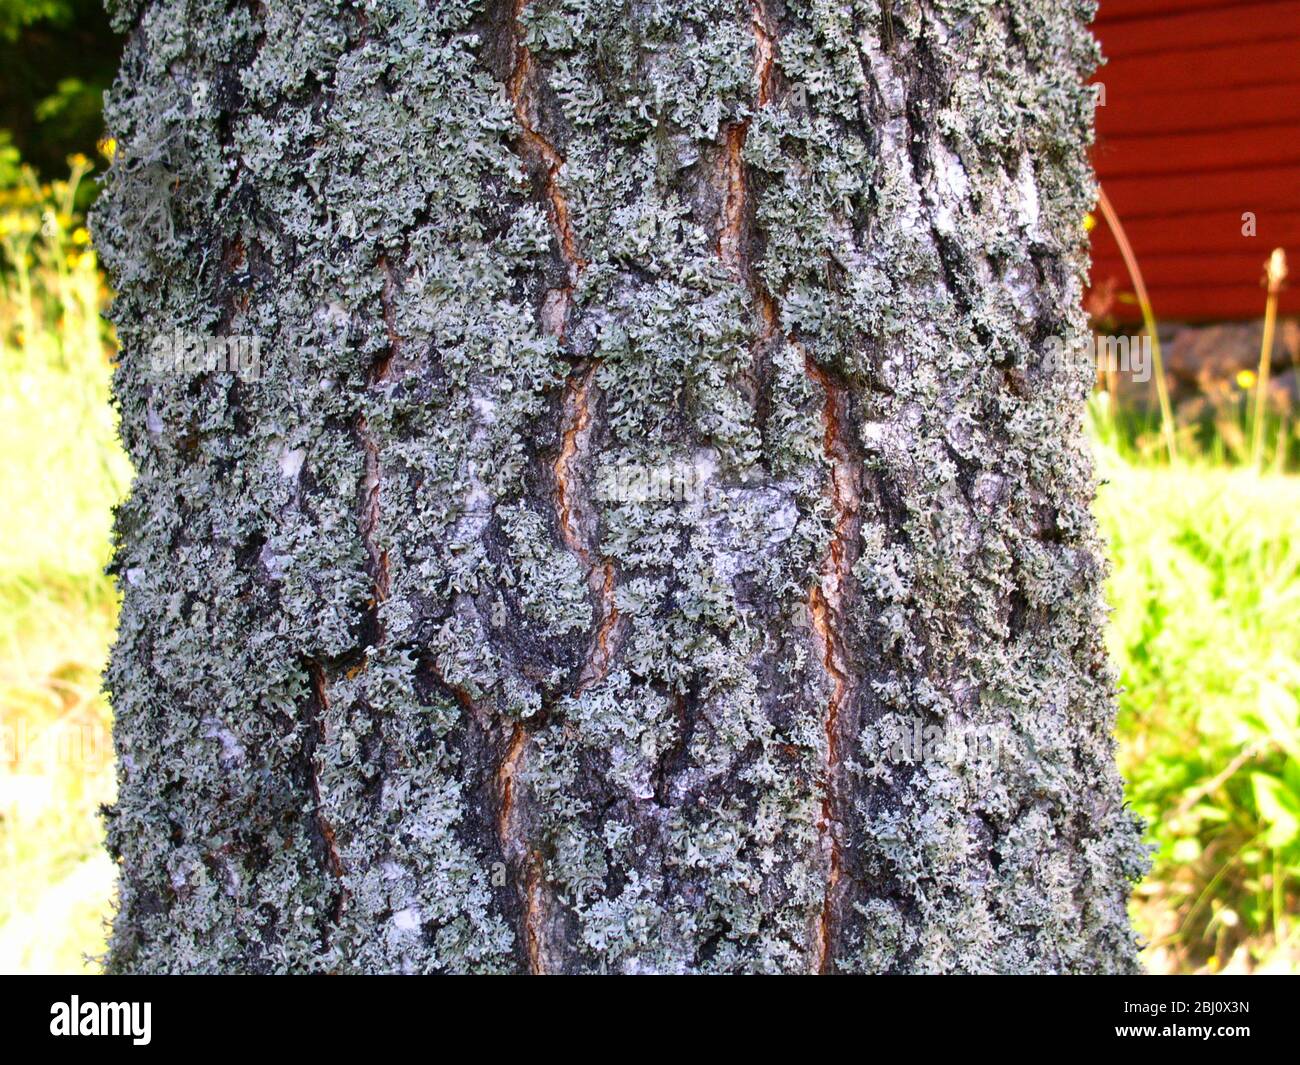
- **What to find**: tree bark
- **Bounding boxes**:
[96,0,1146,974]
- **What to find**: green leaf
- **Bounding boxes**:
[1251,772,1300,849]
[1256,682,1300,765]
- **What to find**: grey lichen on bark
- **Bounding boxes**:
[96,0,1147,974]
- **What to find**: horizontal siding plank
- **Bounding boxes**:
[1095,83,1300,136]
[1099,166,1300,218]
[1089,288,1300,323]
[1091,252,1286,287]
[1089,1,1300,320]
[1095,0,1291,25]
[1094,123,1300,177]
[1098,1,1300,56]
[1101,40,1300,93]
[1086,289,1300,322]
[1090,209,1300,254]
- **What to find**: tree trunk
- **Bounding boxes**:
[96,0,1146,974]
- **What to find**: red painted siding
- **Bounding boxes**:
[1089,0,1300,321]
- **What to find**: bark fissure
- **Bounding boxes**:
[508,0,587,296]
[306,663,347,927]
[374,253,400,383]
[357,418,389,620]
[553,366,621,694]
[356,256,399,643]
[424,653,539,970]
[496,723,544,973]
[803,354,863,975]
[509,1,617,697]
[505,0,625,971]
[717,1,774,275]
[718,1,781,428]
[723,2,865,970]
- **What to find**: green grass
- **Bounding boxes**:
[1096,448,1300,972]
[0,159,127,974]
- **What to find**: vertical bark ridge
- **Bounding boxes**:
[495,723,544,973]
[717,0,774,275]
[357,418,389,619]
[717,124,748,272]
[508,0,587,294]
[508,0,617,688]
[553,367,595,562]
[305,251,395,959]
[507,0,626,970]
[553,366,623,694]
[307,663,348,928]
[803,354,863,974]
[723,2,863,969]
[720,0,780,418]
[581,559,621,694]
[374,254,400,382]
[502,0,573,974]
[355,254,399,644]
[307,251,403,951]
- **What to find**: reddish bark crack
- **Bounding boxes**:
[803,352,861,975]
[504,3,619,972]
[715,1,860,972]
[358,417,389,622]
[583,558,620,693]
[509,0,587,330]
[554,366,622,694]
[717,123,749,271]
[425,658,543,971]
[509,6,620,695]
[553,366,595,560]
[716,2,774,272]
[374,254,399,383]
[752,2,775,107]
[715,1,781,415]
[307,255,401,943]
[496,723,545,974]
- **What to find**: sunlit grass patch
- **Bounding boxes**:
[0,156,126,974]
[1096,452,1300,973]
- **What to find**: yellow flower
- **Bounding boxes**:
[68,152,92,171]
[72,227,91,245]
[97,137,117,162]
[1083,213,1096,232]
[1236,370,1257,390]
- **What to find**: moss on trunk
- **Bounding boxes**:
[96,0,1145,973]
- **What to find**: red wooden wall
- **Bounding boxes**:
[1090,0,1300,321]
